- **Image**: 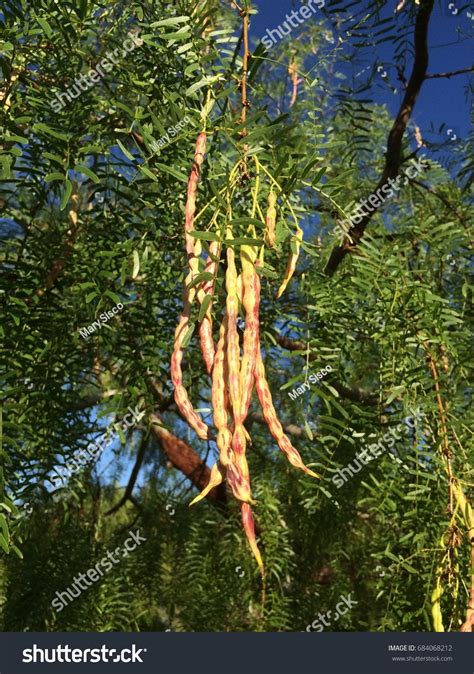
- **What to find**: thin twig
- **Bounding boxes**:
[239,2,250,177]
[425,66,474,79]
[105,432,148,515]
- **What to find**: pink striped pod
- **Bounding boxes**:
[230,253,260,483]
[223,246,255,503]
[199,319,215,376]
[227,460,253,504]
[171,280,210,440]
[184,135,206,292]
[254,348,320,479]
[185,132,207,257]
[212,319,233,466]
[198,241,221,375]
[225,246,241,420]
[170,133,209,440]
[239,249,260,422]
[241,502,264,574]
[189,462,224,507]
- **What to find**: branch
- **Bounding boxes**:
[324,0,434,275]
[425,66,474,79]
[238,4,250,178]
[273,334,378,406]
[329,380,379,406]
[35,188,80,297]
[149,413,225,504]
[247,411,306,438]
[144,372,176,412]
[105,432,148,515]
[273,334,306,351]
[409,178,470,233]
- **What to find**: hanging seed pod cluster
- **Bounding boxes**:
[170,4,319,573]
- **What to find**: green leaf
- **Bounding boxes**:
[0,514,9,552]
[227,218,264,228]
[150,16,189,27]
[33,123,69,141]
[37,16,52,38]
[43,151,65,166]
[120,259,128,286]
[181,323,195,349]
[11,544,23,559]
[304,421,314,441]
[187,272,213,289]
[78,144,103,155]
[185,79,210,97]
[226,237,263,247]
[312,167,327,185]
[60,179,73,211]
[155,162,188,183]
[198,295,212,322]
[44,172,66,183]
[0,534,9,554]
[163,29,192,41]
[116,139,135,162]
[138,165,158,181]
[104,290,122,305]
[132,250,140,278]
[74,165,100,184]
[189,230,220,241]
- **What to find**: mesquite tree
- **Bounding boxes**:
[0,0,472,632]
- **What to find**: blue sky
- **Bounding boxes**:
[251,0,473,138]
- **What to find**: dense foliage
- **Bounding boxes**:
[0,0,472,632]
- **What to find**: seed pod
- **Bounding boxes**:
[255,348,319,479]
[170,133,210,440]
[228,391,254,504]
[171,286,210,440]
[185,132,207,258]
[275,224,303,299]
[239,247,260,421]
[198,241,221,374]
[199,318,215,376]
[184,135,206,289]
[265,192,277,248]
[212,319,233,466]
[241,502,264,574]
[227,460,254,503]
[189,462,224,506]
[193,308,251,503]
[223,246,255,503]
[225,246,241,420]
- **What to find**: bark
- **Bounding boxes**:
[149,413,226,504]
[324,0,435,275]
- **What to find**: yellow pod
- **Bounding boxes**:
[276,225,303,299]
